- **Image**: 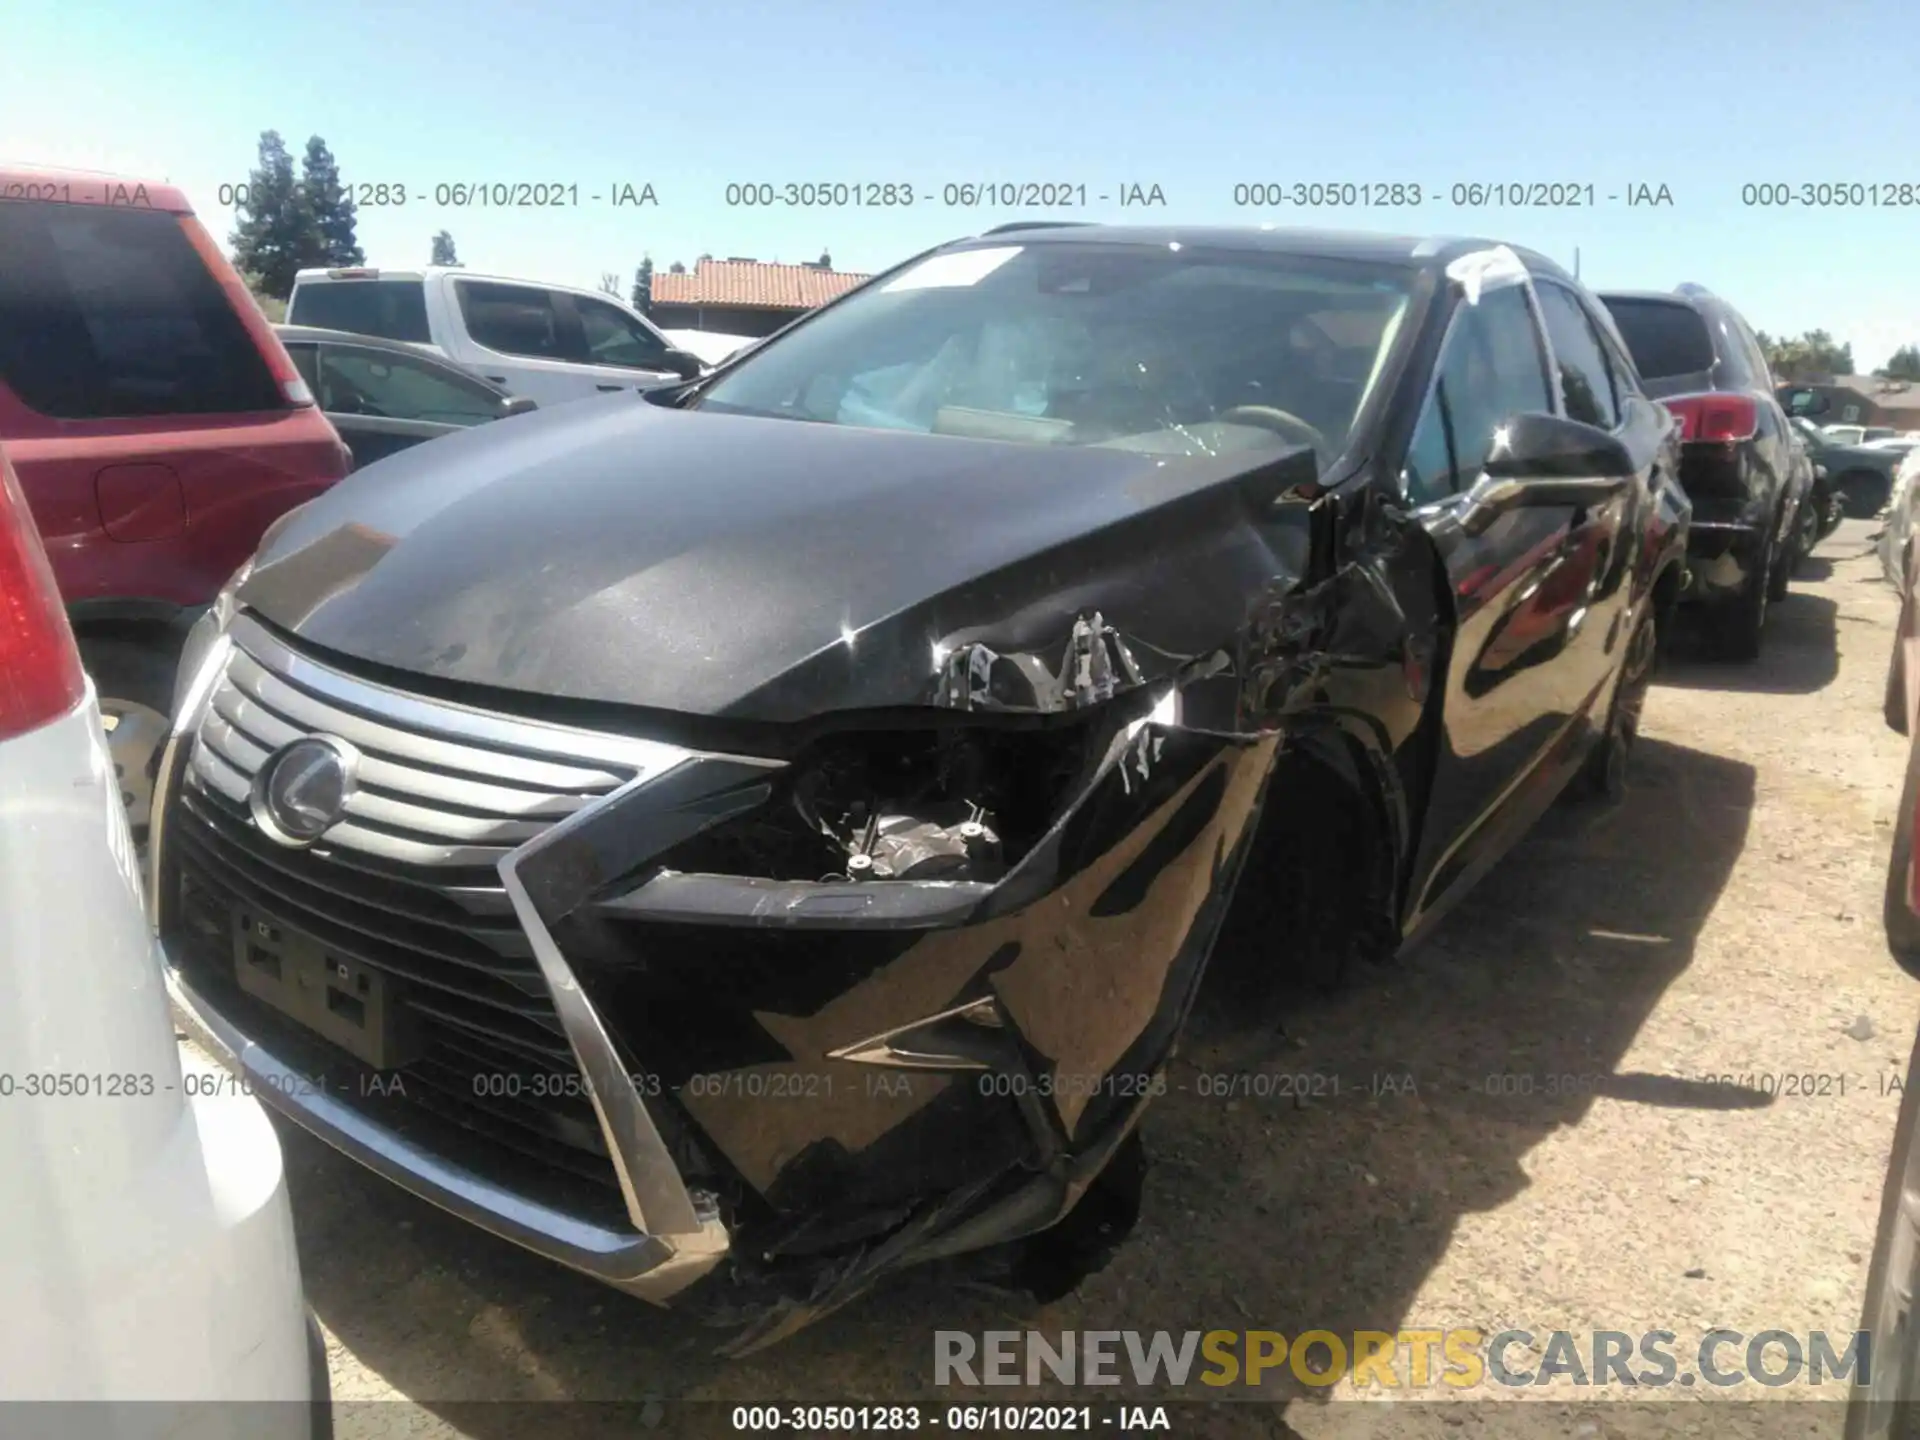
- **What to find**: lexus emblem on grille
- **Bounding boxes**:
[250,735,360,847]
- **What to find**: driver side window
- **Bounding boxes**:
[575,295,672,371]
[1401,285,1553,504]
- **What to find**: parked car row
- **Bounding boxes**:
[1790,410,1912,520]
[0,163,1863,1394]
[283,265,741,404]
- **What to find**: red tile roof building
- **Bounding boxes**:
[647,256,872,338]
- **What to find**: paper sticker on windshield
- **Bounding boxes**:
[883,246,1022,292]
[1445,244,1530,305]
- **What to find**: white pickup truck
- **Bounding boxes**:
[286,266,752,406]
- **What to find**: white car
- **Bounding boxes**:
[286,266,751,406]
[0,449,325,1434]
[1881,447,1920,588]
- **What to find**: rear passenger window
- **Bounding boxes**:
[1593,320,1642,407]
[0,203,284,419]
[1536,282,1619,430]
[457,282,570,360]
[283,342,320,393]
[1601,298,1715,381]
[318,347,503,425]
[288,280,431,344]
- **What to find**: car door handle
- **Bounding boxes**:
[483,375,508,384]
[597,384,624,392]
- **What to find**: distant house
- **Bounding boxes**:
[1780,374,1920,429]
[649,254,873,338]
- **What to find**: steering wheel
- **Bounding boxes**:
[1216,404,1329,453]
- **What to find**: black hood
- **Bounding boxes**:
[238,395,1314,723]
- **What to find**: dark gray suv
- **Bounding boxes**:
[1599,284,1817,661]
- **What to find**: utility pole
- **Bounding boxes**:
[1574,247,1581,280]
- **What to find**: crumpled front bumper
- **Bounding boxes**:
[153,621,1281,1324]
[165,959,732,1303]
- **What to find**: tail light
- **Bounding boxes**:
[1663,393,1759,444]
[174,212,314,408]
[0,450,87,741]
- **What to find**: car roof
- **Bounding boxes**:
[273,323,437,352]
[942,223,1574,282]
[0,163,193,213]
[1595,288,1699,305]
[292,264,598,292]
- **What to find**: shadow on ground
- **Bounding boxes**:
[1659,591,1840,695]
[286,734,1754,1435]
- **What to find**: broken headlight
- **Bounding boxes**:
[660,708,1145,886]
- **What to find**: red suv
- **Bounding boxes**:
[0,167,353,836]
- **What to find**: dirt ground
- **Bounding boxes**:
[194,520,1920,1438]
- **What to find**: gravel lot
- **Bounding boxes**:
[190,521,1920,1437]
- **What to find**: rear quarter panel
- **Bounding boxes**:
[2,389,347,609]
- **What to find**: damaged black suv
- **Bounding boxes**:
[153,225,1688,1350]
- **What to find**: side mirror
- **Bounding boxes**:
[1457,412,1631,536]
[500,395,538,417]
[1785,387,1832,417]
[1483,410,1635,481]
[661,348,705,381]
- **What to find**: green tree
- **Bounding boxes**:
[430,230,459,266]
[1761,328,1855,382]
[237,276,287,322]
[668,260,686,275]
[299,136,361,267]
[631,256,654,314]
[229,131,315,300]
[1879,345,1920,381]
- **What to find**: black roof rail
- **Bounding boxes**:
[981,221,1098,235]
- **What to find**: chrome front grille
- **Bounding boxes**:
[164,613,691,1198]
[186,619,653,869]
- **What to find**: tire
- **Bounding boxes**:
[1575,605,1656,803]
[1780,498,1818,594]
[1819,477,1848,538]
[1708,535,1770,662]
[1769,527,1796,602]
[1840,469,1894,521]
[76,635,182,844]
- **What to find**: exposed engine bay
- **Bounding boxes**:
[669,723,1101,886]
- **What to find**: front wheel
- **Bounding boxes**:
[77,636,180,845]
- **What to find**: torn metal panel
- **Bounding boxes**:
[934,610,1146,713]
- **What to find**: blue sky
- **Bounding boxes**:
[5,0,1917,367]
